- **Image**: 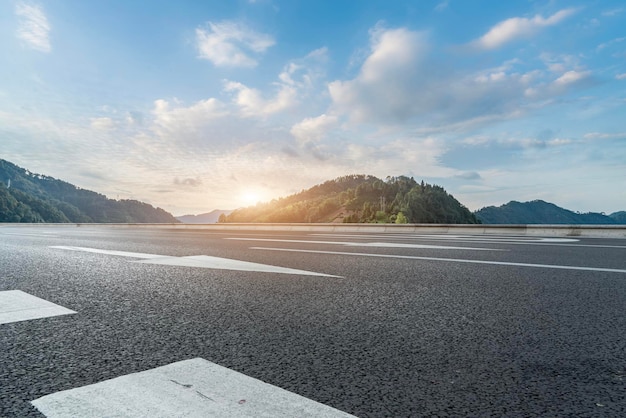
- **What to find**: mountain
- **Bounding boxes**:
[475,200,623,224]
[610,211,626,224]
[220,175,480,224]
[177,210,233,224]
[0,159,178,223]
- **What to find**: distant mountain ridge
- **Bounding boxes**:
[220,175,480,224]
[0,159,178,223]
[176,210,232,224]
[475,200,625,224]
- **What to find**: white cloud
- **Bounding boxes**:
[195,20,274,67]
[539,53,580,74]
[461,134,574,150]
[329,26,429,124]
[472,9,576,50]
[329,25,566,130]
[584,132,626,140]
[223,80,297,117]
[596,37,625,52]
[544,70,593,96]
[150,97,230,147]
[616,73,626,80]
[290,114,339,145]
[223,47,328,117]
[90,117,115,130]
[553,70,591,87]
[455,171,482,180]
[15,2,51,53]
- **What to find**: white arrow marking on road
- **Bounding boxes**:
[0,290,76,325]
[50,246,340,278]
[32,358,357,418]
[226,238,503,251]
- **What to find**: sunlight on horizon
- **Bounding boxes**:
[239,189,265,207]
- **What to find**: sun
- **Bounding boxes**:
[240,190,261,207]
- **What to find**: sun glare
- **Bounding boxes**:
[240,190,261,207]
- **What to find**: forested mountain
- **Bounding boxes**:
[475,200,624,224]
[0,159,178,223]
[610,211,626,224]
[220,175,480,224]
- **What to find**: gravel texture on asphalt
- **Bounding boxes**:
[1,226,625,417]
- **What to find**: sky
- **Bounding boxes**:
[1,0,625,216]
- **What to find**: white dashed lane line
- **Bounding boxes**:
[226,237,503,251]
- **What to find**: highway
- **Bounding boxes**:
[1,225,625,417]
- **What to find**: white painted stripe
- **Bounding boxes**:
[51,245,164,259]
[310,234,626,249]
[0,290,76,325]
[1,232,60,237]
[227,238,501,251]
[314,233,580,242]
[32,358,356,418]
[51,246,340,278]
[251,247,626,274]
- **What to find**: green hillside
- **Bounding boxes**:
[475,200,622,224]
[0,159,178,223]
[610,211,626,224]
[220,175,480,224]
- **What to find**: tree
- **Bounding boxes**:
[395,212,408,224]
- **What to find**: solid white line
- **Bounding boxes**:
[310,233,578,243]
[310,234,626,249]
[0,290,76,325]
[250,247,626,274]
[32,358,356,418]
[50,246,340,278]
[227,238,501,251]
[1,232,60,237]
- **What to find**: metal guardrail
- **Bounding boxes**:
[3,223,625,238]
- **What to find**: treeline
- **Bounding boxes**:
[0,159,177,223]
[220,175,480,224]
[475,200,626,224]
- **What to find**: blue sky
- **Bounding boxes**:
[1,0,625,215]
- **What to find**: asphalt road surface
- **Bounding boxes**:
[1,225,625,417]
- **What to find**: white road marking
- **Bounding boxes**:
[311,233,579,243]
[226,238,501,251]
[31,358,356,418]
[51,245,166,259]
[0,290,76,325]
[309,234,626,249]
[51,246,340,278]
[251,247,626,274]
[1,232,60,237]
